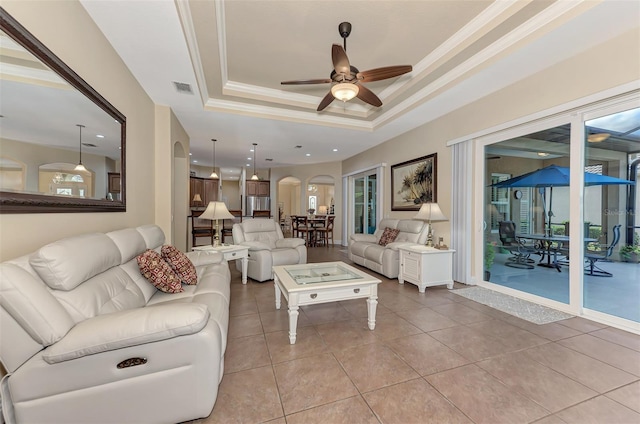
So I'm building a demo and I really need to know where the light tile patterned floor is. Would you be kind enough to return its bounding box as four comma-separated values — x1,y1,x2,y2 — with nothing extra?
189,246,640,424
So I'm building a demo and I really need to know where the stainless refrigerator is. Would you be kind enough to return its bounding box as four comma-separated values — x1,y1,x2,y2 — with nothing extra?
246,196,271,217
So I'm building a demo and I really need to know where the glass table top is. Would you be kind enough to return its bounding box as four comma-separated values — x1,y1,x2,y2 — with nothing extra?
286,264,364,285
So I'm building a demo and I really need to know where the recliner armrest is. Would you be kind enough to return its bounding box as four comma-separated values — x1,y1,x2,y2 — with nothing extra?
275,238,305,249
385,241,415,251
350,234,377,243
42,303,210,364
240,241,272,251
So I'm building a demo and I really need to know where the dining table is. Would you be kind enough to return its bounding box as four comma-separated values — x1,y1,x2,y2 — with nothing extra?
517,233,597,272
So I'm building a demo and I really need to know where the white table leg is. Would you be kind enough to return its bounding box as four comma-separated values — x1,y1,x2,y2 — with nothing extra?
274,281,281,310
241,256,248,284
366,295,378,330
288,305,299,344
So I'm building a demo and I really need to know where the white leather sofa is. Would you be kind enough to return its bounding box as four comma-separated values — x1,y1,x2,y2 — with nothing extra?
232,219,306,282
0,225,230,424
349,219,429,278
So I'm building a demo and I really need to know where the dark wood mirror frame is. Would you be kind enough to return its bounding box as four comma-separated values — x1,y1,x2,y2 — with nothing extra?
0,7,126,213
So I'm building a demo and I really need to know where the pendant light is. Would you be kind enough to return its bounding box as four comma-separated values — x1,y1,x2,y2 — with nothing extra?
250,143,259,181
209,138,219,179
74,124,87,172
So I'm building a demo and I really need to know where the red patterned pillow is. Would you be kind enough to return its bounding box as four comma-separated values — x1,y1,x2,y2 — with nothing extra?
161,245,198,285
378,227,400,246
136,249,183,293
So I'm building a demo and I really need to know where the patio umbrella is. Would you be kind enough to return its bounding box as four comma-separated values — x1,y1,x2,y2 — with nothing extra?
490,164,634,235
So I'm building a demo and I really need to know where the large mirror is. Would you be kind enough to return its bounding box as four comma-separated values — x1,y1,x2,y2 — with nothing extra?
0,8,126,213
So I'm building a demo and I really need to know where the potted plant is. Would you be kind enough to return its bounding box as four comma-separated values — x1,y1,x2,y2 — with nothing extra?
484,242,495,280
620,232,640,263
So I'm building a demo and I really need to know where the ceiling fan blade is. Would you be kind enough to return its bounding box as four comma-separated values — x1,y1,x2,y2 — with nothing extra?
356,84,382,107
281,79,332,85
317,91,335,111
332,44,350,76
357,65,412,82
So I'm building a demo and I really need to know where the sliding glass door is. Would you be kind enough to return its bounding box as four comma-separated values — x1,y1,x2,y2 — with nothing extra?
583,107,640,322
478,98,640,328
353,172,377,235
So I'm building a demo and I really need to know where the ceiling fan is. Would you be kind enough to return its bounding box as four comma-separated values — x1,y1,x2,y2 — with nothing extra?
281,22,412,112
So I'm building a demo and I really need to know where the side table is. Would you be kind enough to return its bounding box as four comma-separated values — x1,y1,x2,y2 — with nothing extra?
192,244,249,284
398,245,455,293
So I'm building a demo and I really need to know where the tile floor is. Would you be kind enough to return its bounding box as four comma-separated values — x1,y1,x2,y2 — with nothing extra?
190,246,640,424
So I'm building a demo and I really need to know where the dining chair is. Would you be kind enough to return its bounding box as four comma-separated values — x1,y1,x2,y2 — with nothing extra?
295,216,314,246
221,210,242,244
190,210,214,247
316,215,335,247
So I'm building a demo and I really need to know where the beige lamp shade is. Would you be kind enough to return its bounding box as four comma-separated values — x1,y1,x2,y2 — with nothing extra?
192,194,202,203
414,203,447,222
200,201,235,221
317,205,328,215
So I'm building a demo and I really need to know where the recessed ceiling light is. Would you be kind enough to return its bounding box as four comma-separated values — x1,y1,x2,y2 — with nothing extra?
332,148,338,152
305,153,311,157
247,157,252,160
189,153,192,156
96,134,104,138
537,152,549,157
246,163,250,167
250,148,254,152
193,160,198,163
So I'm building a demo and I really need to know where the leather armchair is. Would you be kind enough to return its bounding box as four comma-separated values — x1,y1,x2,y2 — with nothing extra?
232,219,307,282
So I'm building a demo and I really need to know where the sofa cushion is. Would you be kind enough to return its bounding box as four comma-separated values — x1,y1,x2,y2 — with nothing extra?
363,244,387,263
30,233,121,291
107,228,147,264
161,245,197,285
136,250,183,293
136,224,166,250
378,227,400,246
0,263,75,346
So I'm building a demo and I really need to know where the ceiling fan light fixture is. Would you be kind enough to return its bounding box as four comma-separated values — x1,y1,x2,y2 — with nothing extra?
587,133,611,143
331,82,359,102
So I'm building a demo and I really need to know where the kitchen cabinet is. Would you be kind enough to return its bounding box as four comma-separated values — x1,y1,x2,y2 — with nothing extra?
190,177,218,207
246,180,270,197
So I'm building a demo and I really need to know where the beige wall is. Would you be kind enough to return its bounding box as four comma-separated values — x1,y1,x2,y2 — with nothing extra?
343,26,639,267
221,180,242,210
271,162,343,243
0,1,156,261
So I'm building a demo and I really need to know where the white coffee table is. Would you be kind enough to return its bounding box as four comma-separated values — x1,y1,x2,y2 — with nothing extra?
192,244,249,284
272,261,381,344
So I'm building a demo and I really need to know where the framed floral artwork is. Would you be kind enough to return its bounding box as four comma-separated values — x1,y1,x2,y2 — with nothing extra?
391,153,437,211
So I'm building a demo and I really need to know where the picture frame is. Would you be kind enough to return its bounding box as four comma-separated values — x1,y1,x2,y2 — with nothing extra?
391,153,437,211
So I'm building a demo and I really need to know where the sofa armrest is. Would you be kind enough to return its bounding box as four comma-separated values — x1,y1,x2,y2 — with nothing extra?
385,241,416,251
239,241,272,251
42,303,209,364
275,238,305,249
185,250,223,267
350,234,377,243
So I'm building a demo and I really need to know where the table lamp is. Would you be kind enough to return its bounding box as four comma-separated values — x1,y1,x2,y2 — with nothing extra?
317,205,328,215
192,193,202,207
200,201,234,247
414,202,447,248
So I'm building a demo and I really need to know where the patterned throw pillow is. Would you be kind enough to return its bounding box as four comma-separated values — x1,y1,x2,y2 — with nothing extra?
378,227,400,246
136,249,183,293
161,245,198,285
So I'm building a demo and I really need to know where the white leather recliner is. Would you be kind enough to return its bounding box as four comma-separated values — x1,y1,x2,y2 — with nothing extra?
232,219,307,282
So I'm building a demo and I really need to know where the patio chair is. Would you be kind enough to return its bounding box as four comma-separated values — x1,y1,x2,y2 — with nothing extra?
499,221,536,269
585,224,621,277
